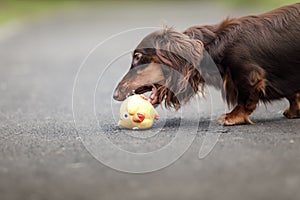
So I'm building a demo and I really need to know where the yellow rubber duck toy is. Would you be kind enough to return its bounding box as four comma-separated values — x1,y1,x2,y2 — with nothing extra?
118,94,159,129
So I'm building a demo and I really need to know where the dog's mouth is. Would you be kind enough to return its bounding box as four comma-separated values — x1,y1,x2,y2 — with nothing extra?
134,84,159,105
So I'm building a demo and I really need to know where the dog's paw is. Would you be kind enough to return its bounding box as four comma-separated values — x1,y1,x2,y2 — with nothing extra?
217,113,254,126
283,108,300,119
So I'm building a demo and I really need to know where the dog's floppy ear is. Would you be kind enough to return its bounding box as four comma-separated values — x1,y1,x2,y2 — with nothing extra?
154,28,204,71
153,28,205,109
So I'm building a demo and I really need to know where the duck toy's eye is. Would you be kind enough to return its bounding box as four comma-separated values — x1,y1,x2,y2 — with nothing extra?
123,112,129,119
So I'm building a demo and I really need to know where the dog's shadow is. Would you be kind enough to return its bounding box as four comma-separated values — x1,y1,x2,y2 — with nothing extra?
101,116,298,135
156,117,210,126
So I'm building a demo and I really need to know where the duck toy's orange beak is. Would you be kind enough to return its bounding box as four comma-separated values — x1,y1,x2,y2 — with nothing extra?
132,113,145,122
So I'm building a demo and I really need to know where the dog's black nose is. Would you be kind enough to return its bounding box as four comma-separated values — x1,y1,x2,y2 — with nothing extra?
113,89,120,100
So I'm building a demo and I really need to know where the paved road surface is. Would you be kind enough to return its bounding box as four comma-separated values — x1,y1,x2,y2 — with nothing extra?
0,2,300,200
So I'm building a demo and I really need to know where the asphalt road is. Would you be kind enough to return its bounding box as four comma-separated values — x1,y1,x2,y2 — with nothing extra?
0,2,300,200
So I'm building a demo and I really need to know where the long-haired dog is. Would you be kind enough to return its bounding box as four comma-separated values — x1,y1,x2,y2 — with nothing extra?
113,3,300,125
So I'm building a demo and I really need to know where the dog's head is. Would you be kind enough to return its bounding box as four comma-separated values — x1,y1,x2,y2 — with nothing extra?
113,28,205,110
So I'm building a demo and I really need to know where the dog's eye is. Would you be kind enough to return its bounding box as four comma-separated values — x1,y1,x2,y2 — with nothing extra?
133,53,142,62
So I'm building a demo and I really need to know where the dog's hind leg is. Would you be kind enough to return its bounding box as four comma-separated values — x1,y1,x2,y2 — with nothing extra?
283,92,300,119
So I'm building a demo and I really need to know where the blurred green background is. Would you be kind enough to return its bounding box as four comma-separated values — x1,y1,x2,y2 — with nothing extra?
0,0,77,24
0,0,299,25
225,0,298,7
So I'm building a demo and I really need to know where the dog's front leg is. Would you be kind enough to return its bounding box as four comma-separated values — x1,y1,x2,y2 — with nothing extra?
217,92,259,125
283,92,300,119
217,102,256,126
217,68,265,126
217,74,265,126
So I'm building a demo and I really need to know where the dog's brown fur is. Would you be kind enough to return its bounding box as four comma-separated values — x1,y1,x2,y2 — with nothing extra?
114,3,300,125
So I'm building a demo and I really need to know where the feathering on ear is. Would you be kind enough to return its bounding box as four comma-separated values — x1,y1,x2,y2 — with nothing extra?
153,28,205,109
